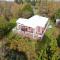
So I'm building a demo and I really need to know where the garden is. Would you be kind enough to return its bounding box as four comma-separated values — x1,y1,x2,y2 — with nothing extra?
0,1,60,60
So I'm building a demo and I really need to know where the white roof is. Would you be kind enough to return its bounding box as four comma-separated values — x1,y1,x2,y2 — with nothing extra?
16,18,28,24
16,15,48,28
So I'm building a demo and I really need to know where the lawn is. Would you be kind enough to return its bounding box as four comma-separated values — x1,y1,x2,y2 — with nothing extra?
1,17,60,60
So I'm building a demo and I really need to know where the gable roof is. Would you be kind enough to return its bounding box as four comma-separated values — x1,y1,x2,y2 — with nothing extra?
16,15,48,28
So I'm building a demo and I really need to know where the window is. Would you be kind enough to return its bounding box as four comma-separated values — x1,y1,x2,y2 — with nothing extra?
21,26,27,31
36,26,43,35
38,27,40,32
28,27,33,33
36,26,40,33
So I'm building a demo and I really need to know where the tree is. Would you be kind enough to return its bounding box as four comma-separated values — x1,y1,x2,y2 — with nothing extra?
18,3,34,18
30,0,36,6
55,9,60,19
51,9,60,22
15,0,23,4
56,35,60,47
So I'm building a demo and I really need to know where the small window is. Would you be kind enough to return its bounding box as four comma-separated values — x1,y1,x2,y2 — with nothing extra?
36,26,40,33
21,26,27,31
36,26,43,34
27,27,33,33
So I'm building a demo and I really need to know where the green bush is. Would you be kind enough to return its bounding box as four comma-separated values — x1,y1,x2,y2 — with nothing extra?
18,3,34,18
51,9,60,23
57,35,60,47
55,9,60,19
0,16,16,38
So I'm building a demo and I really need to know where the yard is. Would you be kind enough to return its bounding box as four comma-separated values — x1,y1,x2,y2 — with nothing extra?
0,13,60,60
3,19,59,60
0,1,60,60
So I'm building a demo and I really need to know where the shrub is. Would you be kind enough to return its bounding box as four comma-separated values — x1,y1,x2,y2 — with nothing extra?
55,9,60,19
51,9,60,23
57,35,60,47
18,3,34,18
0,16,16,38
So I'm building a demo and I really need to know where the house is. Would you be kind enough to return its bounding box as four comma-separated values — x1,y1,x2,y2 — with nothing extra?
16,15,49,39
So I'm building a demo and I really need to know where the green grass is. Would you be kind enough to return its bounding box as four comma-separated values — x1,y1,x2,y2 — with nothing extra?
10,18,17,23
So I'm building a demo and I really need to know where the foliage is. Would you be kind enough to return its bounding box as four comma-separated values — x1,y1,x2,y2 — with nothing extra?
0,16,8,38
30,0,36,6
15,0,36,6
0,2,12,21
0,2,34,19
50,9,60,23
0,1,60,60
5,26,59,60
55,9,60,19
18,3,34,18
6,32,36,60
56,35,60,48
0,17,16,38
5,49,28,60
36,27,58,60
15,0,23,4
9,3,34,18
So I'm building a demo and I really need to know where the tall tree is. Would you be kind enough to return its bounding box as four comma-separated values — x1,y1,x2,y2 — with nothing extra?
15,0,23,4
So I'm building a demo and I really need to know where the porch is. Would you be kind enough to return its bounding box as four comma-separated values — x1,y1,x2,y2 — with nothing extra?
12,27,45,40
16,30,43,39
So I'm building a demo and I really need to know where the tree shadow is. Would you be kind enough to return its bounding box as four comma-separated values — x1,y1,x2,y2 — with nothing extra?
0,23,16,39
56,34,60,48
4,49,28,60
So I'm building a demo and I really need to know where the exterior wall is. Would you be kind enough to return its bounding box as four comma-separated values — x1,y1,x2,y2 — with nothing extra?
35,26,44,39
35,21,49,39
16,24,34,39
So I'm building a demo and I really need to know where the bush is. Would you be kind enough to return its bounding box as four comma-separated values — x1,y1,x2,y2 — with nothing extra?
0,16,16,38
51,9,60,23
57,35,60,47
55,9,60,19
18,3,34,18
50,13,56,23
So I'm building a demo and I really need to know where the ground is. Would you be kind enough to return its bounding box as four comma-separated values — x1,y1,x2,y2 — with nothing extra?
0,18,60,60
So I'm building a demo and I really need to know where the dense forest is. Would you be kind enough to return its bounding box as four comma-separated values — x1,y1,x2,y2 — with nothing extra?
0,0,60,60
